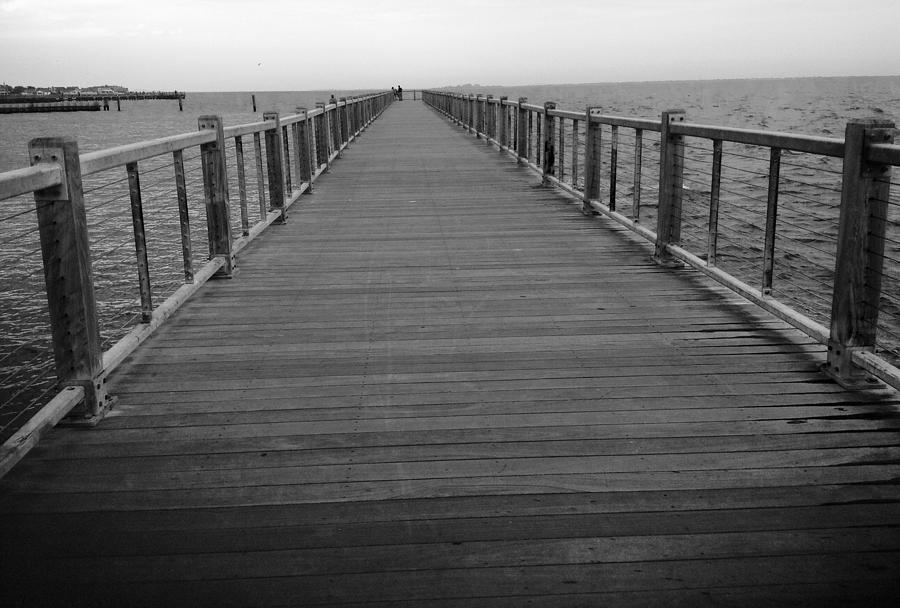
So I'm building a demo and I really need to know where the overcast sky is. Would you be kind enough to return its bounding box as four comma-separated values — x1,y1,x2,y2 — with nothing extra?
1,0,898,91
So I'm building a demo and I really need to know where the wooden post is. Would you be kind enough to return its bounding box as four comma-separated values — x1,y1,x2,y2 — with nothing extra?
516,98,528,164
582,107,601,215
198,115,235,275
485,95,494,144
329,103,342,158
762,147,781,294
632,128,642,222
654,110,686,265
557,116,565,181
235,135,250,236
172,149,193,282
474,95,482,139
340,98,350,147
707,139,723,265
263,111,286,223
29,137,110,419
499,97,508,149
823,118,895,388
252,94,257,112
572,119,579,188
253,132,267,218
315,103,329,171
281,123,293,194
542,102,557,185
296,108,314,191
527,111,534,160
609,126,619,211
126,161,153,322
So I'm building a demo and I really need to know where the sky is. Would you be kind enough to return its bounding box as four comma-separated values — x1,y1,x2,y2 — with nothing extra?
1,0,899,91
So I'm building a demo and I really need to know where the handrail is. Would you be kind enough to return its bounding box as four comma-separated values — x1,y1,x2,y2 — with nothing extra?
423,89,900,393
0,164,62,200
80,131,216,175
673,122,846,157
0,90,395,473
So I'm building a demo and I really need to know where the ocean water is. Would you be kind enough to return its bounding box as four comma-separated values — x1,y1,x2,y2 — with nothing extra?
1,76,899,443
440,76,900,136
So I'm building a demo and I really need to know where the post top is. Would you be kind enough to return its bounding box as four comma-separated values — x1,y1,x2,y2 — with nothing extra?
198,115,224,131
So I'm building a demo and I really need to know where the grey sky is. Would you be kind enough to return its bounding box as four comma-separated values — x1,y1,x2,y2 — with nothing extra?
1,0,898,90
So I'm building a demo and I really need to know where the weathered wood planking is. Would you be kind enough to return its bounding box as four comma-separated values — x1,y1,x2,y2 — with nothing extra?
2,101,900,607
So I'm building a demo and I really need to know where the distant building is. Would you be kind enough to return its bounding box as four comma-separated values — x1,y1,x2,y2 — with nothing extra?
83,85,129,95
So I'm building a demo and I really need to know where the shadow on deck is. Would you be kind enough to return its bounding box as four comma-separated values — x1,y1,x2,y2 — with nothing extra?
2,100,900,607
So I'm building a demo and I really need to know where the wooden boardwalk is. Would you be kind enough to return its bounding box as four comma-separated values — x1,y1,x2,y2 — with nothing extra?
3,100,900,606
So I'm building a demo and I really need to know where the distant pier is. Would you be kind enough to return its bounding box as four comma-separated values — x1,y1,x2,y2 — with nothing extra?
0,101,101,114
0,91,186,113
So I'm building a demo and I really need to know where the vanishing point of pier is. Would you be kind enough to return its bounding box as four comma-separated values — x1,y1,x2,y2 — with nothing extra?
2,96,900,606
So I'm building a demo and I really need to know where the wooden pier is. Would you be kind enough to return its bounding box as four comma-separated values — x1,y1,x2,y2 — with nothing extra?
2,100,900,606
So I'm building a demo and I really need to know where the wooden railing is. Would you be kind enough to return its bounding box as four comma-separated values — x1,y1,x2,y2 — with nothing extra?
0,91,394,473
423,90,900,392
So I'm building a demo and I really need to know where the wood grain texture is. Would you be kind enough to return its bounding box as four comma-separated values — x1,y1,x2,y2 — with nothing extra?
3,101,900,607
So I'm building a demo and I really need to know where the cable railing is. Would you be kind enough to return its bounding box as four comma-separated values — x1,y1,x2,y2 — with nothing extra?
0,91,394,472
423,89,900,393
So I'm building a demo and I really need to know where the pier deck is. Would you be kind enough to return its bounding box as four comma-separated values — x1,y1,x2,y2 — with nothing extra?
2,100,900,606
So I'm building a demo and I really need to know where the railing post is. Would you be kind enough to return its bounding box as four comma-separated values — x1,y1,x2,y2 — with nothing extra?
499,97,508,149
126,161,153,321
234,136,250,236
173,149,194,282
330,102,342,158
253,132,267,218
281,121,293,194
823,118,895,388
29,137,110,420
296,107,314,192
542,102,557,185
609,126,619,211
339,98,350,146
315,103,330,172
516,97,528,164
198,115,235,276
582,107,601,215
485,95,494,144
654,109,686,265
632,128,643,222
262,111,286,223
762,147,782,294
474,95,482,139
558,116,565,182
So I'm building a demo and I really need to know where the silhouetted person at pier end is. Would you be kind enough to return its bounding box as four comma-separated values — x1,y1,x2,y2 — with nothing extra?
397,85,403,101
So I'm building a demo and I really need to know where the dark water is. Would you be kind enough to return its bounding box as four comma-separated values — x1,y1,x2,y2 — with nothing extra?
1,77,899,442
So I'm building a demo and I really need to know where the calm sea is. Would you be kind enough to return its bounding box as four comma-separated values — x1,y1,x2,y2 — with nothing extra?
1,76,899,443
